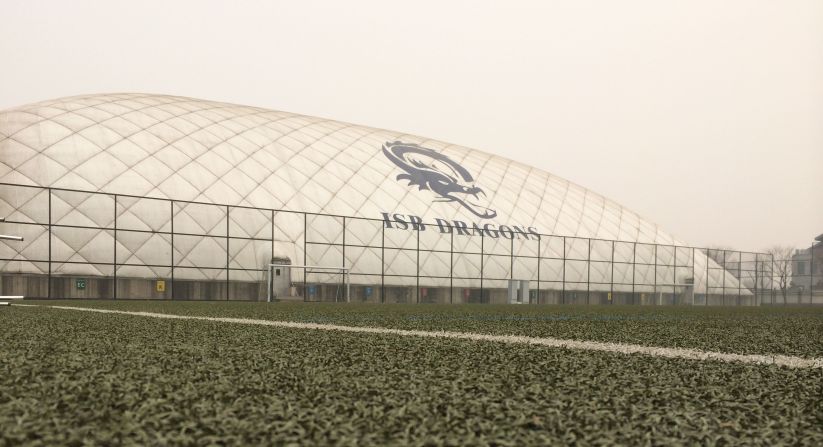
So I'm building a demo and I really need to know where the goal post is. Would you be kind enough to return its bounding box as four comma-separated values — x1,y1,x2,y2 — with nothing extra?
266,264,350,303
652,283,696,305
0,296,24,306
0,217,24,305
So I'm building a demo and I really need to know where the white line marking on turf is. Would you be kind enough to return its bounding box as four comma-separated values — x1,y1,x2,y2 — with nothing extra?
15,304,823,369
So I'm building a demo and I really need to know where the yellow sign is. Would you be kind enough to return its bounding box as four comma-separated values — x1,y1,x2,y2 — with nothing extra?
607,292,612,300
156,280,166,292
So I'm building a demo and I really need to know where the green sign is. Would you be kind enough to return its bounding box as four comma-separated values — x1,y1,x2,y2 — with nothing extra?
76,279,86,290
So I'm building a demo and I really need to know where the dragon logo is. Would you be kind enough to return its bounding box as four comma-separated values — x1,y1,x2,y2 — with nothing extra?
382,141,497,219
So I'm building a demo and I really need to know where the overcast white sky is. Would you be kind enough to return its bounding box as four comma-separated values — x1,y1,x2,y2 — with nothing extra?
1,0,821,251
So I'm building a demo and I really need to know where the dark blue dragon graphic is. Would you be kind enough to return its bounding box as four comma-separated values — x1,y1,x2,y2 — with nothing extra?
382,141,497,219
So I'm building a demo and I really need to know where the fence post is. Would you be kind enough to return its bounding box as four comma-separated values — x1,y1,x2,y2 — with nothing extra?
610,241,614,305
342,217,346,304
586,238,591,305
47,187,52,299
704,248,708,306
416,224,420,304
632,242,639,304
673,246,677,305
226,205,230,301
722,250,727,305
810,242,815,305
381,221,385,304
449,224,454,304
754,253,762,307
303,213,307,302
561,236,566,304
536,233,541,305
737,251,743,306
691,247,695,306
270,209,275,302
510,235,515,285
768,254,773,305
113,194,117,299
170,200,174,300
480,230,485,303
654,244,658,306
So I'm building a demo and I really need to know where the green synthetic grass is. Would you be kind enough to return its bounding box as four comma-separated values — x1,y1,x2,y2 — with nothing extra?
24,300,823,358
1,302,822,445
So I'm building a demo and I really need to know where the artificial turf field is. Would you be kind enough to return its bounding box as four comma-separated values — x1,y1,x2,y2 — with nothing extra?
2,301,822,445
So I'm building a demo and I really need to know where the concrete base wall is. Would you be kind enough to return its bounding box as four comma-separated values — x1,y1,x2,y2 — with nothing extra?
1,273,790,306
0,274,267,301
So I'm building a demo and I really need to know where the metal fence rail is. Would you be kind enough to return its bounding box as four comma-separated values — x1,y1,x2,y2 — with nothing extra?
0,182,812,305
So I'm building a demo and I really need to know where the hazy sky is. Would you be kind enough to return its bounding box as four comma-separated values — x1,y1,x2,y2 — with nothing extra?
2,0,821,251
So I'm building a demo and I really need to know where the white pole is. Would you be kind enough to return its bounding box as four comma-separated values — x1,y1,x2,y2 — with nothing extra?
0,235,23,241
692,247,696,306
0,296,25,305
266,263,271,303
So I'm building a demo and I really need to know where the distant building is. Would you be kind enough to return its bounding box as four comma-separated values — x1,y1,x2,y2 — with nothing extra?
791,234,823,290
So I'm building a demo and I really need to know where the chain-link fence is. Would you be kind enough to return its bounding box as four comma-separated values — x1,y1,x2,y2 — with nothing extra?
1,182,809,305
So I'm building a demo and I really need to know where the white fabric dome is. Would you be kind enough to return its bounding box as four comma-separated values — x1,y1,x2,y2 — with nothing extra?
0,93,744,295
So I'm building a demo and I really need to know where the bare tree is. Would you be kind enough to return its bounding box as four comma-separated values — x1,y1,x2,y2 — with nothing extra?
764,245,794,304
